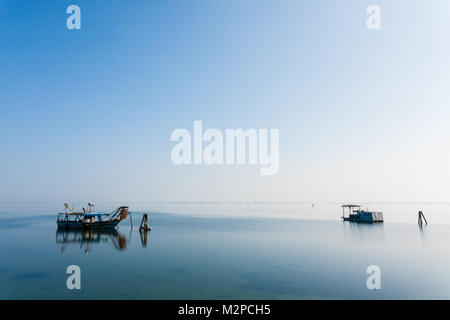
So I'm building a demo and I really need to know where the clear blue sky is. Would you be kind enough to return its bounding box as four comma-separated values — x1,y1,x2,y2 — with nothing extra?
1,1,450,203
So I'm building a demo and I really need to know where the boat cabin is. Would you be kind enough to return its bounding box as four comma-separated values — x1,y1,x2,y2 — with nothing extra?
341,204,383,223
82,213,103,223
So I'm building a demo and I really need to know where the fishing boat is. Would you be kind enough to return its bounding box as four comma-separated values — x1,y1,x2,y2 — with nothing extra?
57,203,131,229
341,204,383,223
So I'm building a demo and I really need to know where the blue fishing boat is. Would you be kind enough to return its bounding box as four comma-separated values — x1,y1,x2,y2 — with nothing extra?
57,203,130,229
341,204,383,223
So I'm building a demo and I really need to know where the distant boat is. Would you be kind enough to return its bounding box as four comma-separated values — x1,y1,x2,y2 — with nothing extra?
57,203,130,229
341,204,383,223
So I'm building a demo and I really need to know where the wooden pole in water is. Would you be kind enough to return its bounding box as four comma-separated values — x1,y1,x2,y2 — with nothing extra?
140,214,151,231
418,211,427,227
422,211,428,225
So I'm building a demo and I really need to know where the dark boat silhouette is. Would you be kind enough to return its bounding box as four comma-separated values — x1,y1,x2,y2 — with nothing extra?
341,204,384,223
57,203,130,229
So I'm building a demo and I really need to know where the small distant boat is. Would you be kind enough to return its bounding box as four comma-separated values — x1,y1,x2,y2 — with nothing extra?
341,204,383,223
57,203,130,229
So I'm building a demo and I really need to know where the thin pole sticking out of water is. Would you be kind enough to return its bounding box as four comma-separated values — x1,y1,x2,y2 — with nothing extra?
129,212,133,229
418,211,428,227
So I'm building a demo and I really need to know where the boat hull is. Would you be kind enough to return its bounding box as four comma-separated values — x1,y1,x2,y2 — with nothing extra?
342,217,383,223
342,215,384,223
57,220,121,229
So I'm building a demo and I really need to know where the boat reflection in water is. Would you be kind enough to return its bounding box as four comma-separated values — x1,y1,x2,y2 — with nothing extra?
139,229,150,248
56,229,129,254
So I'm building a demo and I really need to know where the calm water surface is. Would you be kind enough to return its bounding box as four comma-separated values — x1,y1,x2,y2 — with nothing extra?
0,204,449,299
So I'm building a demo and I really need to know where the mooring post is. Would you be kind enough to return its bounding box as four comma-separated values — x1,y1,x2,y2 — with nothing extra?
418,211,428,227
140,214,151,231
